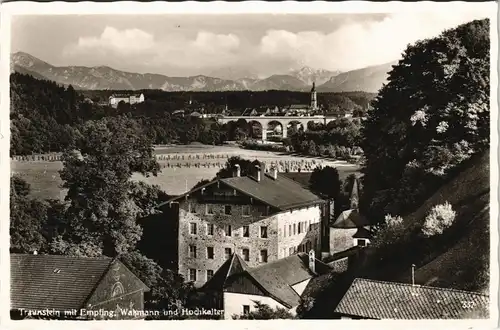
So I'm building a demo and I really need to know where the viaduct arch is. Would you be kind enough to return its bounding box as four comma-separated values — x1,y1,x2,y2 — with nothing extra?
217,116,336,141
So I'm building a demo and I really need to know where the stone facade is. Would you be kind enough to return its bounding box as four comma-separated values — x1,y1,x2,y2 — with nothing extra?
329,227,357,255
174,188,323,287
276,206,322,258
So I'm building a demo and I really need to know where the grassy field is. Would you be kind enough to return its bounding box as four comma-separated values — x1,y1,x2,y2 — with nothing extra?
11,145,361,200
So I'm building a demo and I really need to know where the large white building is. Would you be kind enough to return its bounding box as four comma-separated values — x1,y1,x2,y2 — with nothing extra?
108,93,145,108
149,163,331,288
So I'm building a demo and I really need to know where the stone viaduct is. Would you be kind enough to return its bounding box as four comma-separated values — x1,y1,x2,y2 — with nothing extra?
216,116,337,140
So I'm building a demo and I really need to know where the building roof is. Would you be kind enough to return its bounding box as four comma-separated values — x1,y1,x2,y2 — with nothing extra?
288,104,310,110
333,209,371,228
221,173,324,210
11,254,113,311
334,278,489,319
203,252,331,309
246,253,331,308
10,254,149,312
202,253,249,291
353,227,372,239
158,172,324,211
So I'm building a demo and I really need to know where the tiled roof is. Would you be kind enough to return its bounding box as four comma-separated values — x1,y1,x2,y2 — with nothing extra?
204,252,332,308
221,173,324,210
10,254,113,311
247,253,331,308
158,173,324,211
333,209,371,228
352,227,372,239
288,104,310,109
334,278,489,319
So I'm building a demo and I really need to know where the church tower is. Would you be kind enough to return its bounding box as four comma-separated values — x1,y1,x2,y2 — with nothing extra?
310,82,318,110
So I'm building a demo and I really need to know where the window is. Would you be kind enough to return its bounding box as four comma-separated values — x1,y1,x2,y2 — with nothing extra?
189,245,197,258
189,223,197,235
207,247,214,259
225,248,232,260
206,204,214,215
283,225,287,237
242,205,250,216
260,226,268,238
188,203,193,213
298,222,302,234
357,239,367,247
242,248,250,261
192,204,198,214
242,226,250,237
260,250,268,263
189,269,197,282
306,241,312,252
293,224,296,235
224,225,232,236
207,223,215,236
243,305,250,315
260,206,269,216
289,225,292,236
206,269,214,281
224,205,232,215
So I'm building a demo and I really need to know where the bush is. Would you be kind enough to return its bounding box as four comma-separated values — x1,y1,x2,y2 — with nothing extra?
232,301,295,320
371,214,406,249
421,202,456,237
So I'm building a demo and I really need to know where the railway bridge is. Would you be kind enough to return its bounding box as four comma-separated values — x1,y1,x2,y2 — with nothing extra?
216,115,337,140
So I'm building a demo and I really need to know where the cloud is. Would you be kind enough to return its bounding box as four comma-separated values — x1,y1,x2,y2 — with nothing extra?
63,26,241,72
58,11,488,76
192,31,240,53
74,27,156,55
258,11,489,71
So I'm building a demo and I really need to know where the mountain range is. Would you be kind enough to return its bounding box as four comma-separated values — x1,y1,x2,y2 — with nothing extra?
11,51,396,93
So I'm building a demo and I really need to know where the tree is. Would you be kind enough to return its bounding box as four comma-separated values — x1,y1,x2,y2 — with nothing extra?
421,201,456,237
119,251,195,319
233,301,295,320
216,156,260,179
10,175,50,253
361,19,490,220
309,166,341,199
52,115,160,257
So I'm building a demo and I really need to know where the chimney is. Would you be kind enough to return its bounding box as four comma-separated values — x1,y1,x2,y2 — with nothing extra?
233,164,241,177
270,166,278,180
411,264,416,286
308,250,316,274
255,165,261,182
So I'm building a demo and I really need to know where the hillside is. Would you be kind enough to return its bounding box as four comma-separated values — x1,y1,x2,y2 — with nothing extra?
306,152,491,319
398,152,490,293
12,51,391,93
318,61,398,93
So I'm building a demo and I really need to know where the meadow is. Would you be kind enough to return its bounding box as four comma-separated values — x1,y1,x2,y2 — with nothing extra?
11,144,361,200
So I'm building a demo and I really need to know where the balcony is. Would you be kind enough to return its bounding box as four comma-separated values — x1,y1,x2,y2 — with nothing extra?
199,194,249,204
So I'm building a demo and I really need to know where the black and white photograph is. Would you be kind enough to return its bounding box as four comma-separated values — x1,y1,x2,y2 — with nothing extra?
1,1,498,326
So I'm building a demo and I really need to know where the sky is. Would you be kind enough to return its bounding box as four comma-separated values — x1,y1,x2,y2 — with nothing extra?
11,11,489,78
